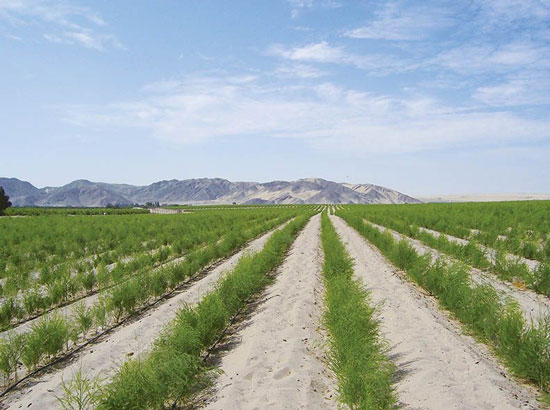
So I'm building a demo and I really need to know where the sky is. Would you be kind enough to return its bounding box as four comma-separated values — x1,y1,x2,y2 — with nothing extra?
0,0,549,196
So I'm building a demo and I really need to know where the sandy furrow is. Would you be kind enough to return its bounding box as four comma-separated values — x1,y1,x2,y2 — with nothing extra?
202,213,338,410
1,245,190,339
1,221,273,339
331,215,538,410
2,221,290,409
418,226,541,271
0,243,189,339
368,221,550,322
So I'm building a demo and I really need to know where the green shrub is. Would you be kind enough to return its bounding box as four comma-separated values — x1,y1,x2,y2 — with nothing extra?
0,331,25,383
22,313,69,369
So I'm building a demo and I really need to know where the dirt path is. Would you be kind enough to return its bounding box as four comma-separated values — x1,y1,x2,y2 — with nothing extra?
418,226,541,271
367,221,550,323
331,215,538,410
201,213,338,410
2,222,290,410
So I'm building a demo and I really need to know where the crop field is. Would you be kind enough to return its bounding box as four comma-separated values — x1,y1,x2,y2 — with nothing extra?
0,202,549,409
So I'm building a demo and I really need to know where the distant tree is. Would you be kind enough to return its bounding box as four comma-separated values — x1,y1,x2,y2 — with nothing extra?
0,186,12,215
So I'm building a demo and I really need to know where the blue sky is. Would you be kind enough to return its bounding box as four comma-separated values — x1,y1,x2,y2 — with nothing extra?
1,0,549,195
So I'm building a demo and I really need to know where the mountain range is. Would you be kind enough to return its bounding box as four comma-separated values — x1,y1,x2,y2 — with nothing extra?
0,177,421,207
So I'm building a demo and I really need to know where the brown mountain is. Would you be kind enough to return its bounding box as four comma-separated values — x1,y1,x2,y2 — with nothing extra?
0,177,421,206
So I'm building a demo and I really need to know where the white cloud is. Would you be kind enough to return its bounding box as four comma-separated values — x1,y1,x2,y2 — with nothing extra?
268,41,345,63
474,73,550,106
344,2,453,41
267,41,412,74
433,42,549,74
4,33,22,41
0,0,122,51
480,0,550,24
287,0,341,18
58,74,550,156
274,64,326,78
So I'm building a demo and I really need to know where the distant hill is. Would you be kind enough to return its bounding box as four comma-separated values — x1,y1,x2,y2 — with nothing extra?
0,177,421,207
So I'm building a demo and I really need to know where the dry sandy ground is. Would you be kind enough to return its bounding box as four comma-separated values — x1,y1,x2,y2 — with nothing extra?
331,215,538,410
367,221,550,323
2,222,290,409
202,213,338,410
419,193,550,203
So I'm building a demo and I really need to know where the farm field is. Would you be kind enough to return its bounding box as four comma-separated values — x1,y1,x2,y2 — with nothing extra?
0,202,549,409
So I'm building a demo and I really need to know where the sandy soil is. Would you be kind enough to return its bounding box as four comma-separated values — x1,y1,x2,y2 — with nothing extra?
202,214,338,410
368,221,550,323
418,226,541,271
1,243,192,340
331,215,538,409
419,193,550,203
2,221,290,409
0,241,186,339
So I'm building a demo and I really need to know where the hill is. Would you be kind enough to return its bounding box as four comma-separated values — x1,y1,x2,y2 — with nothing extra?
0,177,421,206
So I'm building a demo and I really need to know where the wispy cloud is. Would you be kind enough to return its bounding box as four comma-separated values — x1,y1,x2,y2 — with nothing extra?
0,0,122,51
267,41,412,74
4,33,22,41
474,72,550,106
433,41,549,74
274,63,326,78
479,0,550,27
344,2,454,41
58,73,550,155
287,0,341,18
268,41,345,63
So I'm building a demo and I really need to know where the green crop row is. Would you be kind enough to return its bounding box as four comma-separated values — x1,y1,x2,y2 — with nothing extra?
354,210,550,297
341,201,550,263
0,211,298,387
337,209,550,394
4,207,150,216
0,212,287,331
95,213,312,409
320,212,396,409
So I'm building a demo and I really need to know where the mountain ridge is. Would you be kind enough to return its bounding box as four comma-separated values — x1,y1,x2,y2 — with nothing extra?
0,177,421,206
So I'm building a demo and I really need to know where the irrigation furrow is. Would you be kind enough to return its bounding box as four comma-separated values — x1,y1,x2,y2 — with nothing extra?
331,215,538,409
1,221,291,409
1,215,286,337
202,213,338,410
0,246,187,338
367,220,550,322
418,226,541,271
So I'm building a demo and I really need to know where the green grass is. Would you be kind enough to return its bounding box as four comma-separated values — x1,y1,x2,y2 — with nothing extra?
96,213,312,409
320,212,396,409
338,210,550,394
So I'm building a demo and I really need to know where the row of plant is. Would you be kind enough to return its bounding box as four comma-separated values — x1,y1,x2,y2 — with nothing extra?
1,213,191,286
320,212,396,409
0,211,298,387
346,202,550,262
4,207,150,216
163,204,307,210
337,209,550,394
0,207,318,288
0,209,286,296
0,212,287,332
91,213,312,409
353,209,550,297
